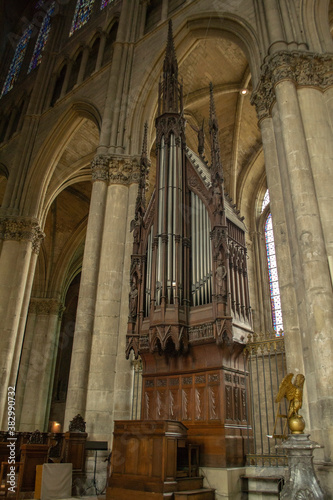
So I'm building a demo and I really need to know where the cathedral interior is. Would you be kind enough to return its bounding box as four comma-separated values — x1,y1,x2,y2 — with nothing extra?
0,0,332,498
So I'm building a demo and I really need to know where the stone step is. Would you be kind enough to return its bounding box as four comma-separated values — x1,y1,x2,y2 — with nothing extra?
174,488,215,500
177,477,204,491
241,475,284,499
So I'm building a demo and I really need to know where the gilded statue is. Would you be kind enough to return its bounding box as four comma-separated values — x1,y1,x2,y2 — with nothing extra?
275,373,305,418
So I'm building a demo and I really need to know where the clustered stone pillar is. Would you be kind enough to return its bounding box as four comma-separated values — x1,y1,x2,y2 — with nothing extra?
252,51,333,469
64,155,140,442
0,217,44,429
64,155,109,429
17,298,64,431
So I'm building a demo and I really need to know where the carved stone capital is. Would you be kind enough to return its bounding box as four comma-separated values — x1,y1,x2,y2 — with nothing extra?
91,154,110,182
0,217,45,254
109,156,140,185
252,51,333,121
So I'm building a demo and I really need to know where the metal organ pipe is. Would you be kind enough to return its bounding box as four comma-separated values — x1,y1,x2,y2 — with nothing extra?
176,141,183,303
199,199,204,305
195,194,200,305
156,136,165,305
145,226,153,317
190,192,212,306
167,134,173,303
191,193,196,306
172,134,177,301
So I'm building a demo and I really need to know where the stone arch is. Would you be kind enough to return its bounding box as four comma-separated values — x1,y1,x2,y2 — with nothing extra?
127,12,261,156
300,0,333,52
21,100,101,223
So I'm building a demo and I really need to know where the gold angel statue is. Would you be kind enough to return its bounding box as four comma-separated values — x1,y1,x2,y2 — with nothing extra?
275,373,305,418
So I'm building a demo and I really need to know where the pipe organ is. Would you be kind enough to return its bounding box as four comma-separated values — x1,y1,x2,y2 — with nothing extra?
125,21,252,469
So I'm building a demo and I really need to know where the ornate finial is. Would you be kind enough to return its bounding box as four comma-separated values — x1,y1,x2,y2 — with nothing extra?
68,414,86,432
141,121,148,160
163,19,178,80
189,119,205,156
209,83,225,222
209,82,217,128
28,430,44,444
209,82,222,176
158,20,183,115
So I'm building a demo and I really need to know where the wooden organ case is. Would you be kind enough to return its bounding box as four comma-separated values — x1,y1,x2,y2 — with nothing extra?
108,22,252,499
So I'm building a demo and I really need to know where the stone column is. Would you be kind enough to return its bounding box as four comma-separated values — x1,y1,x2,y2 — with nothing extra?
19,298,64,431
95,32,106,72
297,87,333,282
111,180,137,422
77,45,90,85
64,155,109,429
0,217,44,429
161,0,168,22
84,156,139,442
252,51,333,468
60,59,73,99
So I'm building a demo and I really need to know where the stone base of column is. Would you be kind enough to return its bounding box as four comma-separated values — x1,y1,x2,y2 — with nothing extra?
278,434,325,499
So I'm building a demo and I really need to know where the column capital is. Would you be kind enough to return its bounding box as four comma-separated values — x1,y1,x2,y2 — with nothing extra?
109,156,140,185
29,297,65,316
0,217,45,254
91,154,110,182
251,51,333,121
91,154,141,185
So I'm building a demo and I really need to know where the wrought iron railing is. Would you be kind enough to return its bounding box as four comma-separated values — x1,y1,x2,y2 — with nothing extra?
244,332,288,467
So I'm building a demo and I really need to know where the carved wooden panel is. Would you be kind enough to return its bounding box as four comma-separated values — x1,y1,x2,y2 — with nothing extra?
144,391,152,420
168,389,179,419
142,367,248,426
241,388,247,422
208,385,220,420
181,388,192,420
233,386,240,421
156,389,167,419
225,385,232,420
194,387,205,420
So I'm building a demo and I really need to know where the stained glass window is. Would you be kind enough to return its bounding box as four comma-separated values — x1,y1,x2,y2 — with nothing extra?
265,213,284,334
28,3,55,73
1,25,33,98
100,0,114,9
69,0,95,36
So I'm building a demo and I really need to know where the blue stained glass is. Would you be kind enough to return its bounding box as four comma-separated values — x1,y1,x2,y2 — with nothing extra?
1,25,33,98
69,0,95,36
265,213,284,334
100,0,115,8
28,3,55,73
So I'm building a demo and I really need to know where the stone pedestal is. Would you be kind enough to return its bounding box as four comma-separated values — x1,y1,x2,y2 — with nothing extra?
278,434,325,499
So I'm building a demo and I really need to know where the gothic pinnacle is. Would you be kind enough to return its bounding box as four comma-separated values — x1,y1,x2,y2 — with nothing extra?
141,121,148,161
163,19,178,79
209,82,223,180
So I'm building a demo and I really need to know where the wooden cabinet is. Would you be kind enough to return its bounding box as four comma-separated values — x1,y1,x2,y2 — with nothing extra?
20,444,49,491
107,420,188,500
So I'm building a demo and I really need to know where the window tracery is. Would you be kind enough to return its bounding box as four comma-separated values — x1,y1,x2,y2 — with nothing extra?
69,0,95,36
1,26,33,97
28,2,55,73
264,211,284,334
100,0,115,9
